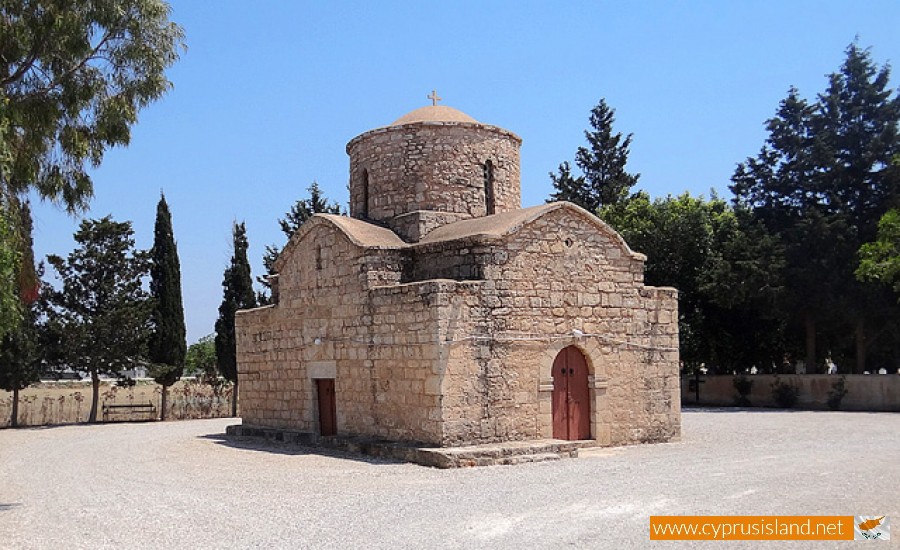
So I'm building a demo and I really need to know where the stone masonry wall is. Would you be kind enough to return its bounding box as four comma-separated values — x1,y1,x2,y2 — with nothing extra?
366,281,478,444
237,221,375,434
238,219,454,445
431,207,680,446
347,123,521,229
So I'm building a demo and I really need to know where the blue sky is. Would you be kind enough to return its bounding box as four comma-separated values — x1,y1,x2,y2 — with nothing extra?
29,1,900,343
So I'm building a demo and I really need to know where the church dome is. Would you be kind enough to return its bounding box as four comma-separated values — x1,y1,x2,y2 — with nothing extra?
390,105,479,126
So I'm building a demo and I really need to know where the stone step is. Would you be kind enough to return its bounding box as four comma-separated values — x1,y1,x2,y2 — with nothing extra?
225,424,599,468
497,452,562,466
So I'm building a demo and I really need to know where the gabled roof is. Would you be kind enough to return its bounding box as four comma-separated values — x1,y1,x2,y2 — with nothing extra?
416,202,644,260
272,214,405,273
273,202,643,273
316,214,407,248
417,203,554,244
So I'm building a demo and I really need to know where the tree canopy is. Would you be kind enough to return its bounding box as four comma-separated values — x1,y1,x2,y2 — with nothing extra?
43,216,152,422
857,208,900,297
0,198,20,339
0,302,41,427
0,0,184,212
259,181,342,298
601,192,785,371
215,221,256,416
549,99,639,211
552,43,900,374
731,42,900,372
185,333,216,377
148,192,186,418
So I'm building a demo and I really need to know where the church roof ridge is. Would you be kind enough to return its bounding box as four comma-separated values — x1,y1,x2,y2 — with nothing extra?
315,214,407,248
415,202,645,259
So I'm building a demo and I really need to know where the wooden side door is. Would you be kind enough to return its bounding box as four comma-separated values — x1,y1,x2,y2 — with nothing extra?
316,378,336,436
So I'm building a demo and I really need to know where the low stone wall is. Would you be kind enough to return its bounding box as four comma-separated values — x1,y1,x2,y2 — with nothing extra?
681,374,900,411
0,378,234,428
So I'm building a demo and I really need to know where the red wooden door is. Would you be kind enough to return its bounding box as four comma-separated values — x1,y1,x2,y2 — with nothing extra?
551,346,591,440
316,379,336,436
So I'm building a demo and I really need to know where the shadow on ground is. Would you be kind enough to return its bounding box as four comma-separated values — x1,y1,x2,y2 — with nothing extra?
683,406,890,415
199,433,404,466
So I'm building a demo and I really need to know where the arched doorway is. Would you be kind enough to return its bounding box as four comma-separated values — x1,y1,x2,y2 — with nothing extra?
552,346,591,440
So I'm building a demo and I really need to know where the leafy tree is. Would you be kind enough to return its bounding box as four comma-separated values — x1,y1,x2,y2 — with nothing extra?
0,300,41,427
259,181,342,300
0,198,20,339
0,197,41,427
731,43,900,372
549,99,639,211
186,333,226,395
602,193,786,372
185,333,216,376
0,100,19,338
215,221,256,417
148,193,185,420
43,217,152,423
0,0,184,212
699,207,789,371
857,208,900,296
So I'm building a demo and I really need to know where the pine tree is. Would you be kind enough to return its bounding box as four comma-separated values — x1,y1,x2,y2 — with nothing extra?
148,193,186,420
276,181,343,238
43,217,151,423
215,221,256,417
549,99,639,211
259,181,343,300
732,43,900,372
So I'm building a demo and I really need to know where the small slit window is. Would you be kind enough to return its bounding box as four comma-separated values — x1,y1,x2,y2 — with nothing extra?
483,160,495,215
361,169,369,218
315,245,323,270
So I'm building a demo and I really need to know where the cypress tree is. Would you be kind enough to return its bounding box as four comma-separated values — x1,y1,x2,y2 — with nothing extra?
0,304,40,427
148,193,186,420
215,221,256,417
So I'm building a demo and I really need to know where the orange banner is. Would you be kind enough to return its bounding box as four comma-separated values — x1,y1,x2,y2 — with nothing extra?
650,516,854,541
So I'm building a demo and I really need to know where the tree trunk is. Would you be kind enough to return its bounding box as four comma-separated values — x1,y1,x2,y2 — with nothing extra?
160,385,168,421
89,370,100,423
804,315,817,374
231,378,238,417
855,320,866,374
11,387,19,428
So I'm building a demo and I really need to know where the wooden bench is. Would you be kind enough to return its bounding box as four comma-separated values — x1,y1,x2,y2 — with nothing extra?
102,402,158,422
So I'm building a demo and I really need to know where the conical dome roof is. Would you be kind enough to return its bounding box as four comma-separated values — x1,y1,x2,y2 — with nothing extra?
390,105,478,126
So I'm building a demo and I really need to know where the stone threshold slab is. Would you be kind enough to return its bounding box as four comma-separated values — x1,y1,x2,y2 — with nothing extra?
224,424,602,468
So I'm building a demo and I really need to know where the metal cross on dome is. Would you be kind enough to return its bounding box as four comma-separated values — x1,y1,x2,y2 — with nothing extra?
428,89,442,106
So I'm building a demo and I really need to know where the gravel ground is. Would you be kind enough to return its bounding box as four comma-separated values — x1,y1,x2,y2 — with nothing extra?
0,409,897,549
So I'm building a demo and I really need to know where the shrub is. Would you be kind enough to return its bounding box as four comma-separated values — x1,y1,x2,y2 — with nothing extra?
733,375,753,407
771,376,799,408
826,376,849,410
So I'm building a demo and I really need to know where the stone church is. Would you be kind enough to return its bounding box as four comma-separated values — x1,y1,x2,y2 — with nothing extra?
235,100,681,448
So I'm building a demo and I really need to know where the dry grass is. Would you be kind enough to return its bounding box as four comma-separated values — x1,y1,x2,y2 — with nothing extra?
0,378,234,427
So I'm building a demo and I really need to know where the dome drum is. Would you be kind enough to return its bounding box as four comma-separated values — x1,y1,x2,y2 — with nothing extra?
347,113,521,242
